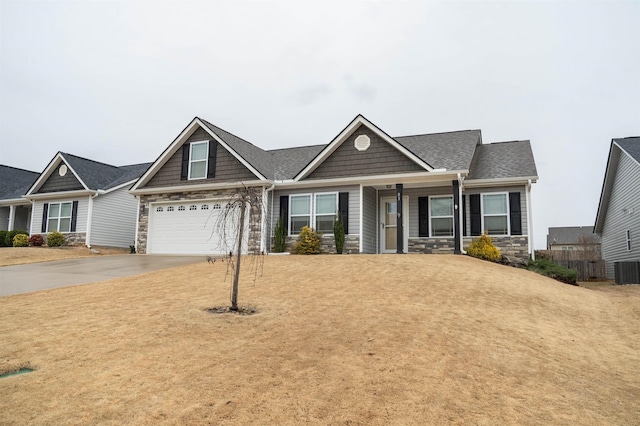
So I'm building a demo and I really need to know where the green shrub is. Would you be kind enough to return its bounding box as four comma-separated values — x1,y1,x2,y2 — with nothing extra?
13,233,29,247
466,232,501,262
294,226,321,254
29,234,45,246
528,258,578,285
0,231,7,247
5,230,28,247
273,216,287,253
333,212,345,254
47,231,65,247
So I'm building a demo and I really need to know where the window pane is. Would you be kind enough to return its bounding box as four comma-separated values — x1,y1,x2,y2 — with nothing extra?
191,142,208,161
431,197,453,217
315,194,336,214
190,160,206,179
316,215,335,233
59,218,71,233
48,218,58,232
291,195,310,215
291,216,310,234
60,203,72,217
432,217,454,236
49,203,60,217
483,194,507,214
485,216,508,235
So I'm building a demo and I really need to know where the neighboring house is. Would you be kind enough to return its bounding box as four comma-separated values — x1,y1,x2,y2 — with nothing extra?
594,137,640,278
131,115,538,258
547,226,601,251
0,165,39,232
24,152,151,248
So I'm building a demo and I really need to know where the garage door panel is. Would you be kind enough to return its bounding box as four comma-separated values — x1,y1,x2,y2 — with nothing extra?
148,201,249,255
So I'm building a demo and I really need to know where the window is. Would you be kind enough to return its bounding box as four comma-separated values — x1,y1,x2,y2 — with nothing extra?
167,206,174,212
430,196,454,237
561,246,574,251
189,141,208,180
156,207,163,212
213,203,221,210
315,193,337,233
626,230,632,251
482,193,509,235
290,195,311,234
201,204,209,210
189,205,197,211
47,202,72,233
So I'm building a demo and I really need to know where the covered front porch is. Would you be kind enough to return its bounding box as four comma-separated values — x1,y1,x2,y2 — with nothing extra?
0,203,32,232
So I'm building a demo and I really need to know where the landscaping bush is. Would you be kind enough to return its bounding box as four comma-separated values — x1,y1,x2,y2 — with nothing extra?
13,234,29,247
293,226,321,254
466,232,501,262
528,258,578,285
0,231,7,247
29,234,45,247
273,216,287,253
47,231,65,247
333,212,345,254
5,230,28,247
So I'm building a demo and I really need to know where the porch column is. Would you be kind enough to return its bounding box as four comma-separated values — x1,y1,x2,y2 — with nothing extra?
8,205,15,231
452,180,461,254
396,184,403,254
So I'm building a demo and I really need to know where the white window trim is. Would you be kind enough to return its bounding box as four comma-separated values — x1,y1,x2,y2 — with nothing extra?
626,230,632,251
429,195,454,238
288,192,338,236
188,141,209,180
480,192,510,237
47,201,73,233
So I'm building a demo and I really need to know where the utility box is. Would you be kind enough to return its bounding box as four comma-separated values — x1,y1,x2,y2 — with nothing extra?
614,261,640,284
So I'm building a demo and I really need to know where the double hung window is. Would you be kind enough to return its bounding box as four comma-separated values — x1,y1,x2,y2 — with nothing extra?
482,193,509,235
289,193,338,235
430,196,454,237
290,195,311,234
189,141,208,180
47,202,72,233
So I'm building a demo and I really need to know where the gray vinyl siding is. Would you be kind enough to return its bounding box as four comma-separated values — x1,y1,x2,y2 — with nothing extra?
307,124,424,180
0,207,8,231
90,186,139,247
37,166,84,193
271,185,360,236
30,197,90,235
143,127,258,188
600,153,640,278
362,186,377,253
463,185,529,237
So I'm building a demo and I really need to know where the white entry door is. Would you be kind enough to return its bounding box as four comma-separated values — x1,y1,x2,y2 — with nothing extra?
380,196,409,253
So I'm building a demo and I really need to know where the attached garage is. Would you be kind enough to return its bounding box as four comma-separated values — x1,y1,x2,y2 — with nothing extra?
147,200,248,255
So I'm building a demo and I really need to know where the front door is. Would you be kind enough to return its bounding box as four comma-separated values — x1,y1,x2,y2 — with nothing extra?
380,196,409,253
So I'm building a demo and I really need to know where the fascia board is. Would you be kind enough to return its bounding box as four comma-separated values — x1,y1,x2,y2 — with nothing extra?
24,189,97,200
129,180,268,195
0,197,32,206
293,115,434,181
594,142,620,233
463,176,538,188
26,153,90,195
195,118,267,181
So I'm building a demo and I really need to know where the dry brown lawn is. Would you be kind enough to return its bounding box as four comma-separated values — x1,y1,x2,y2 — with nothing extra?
0,246,129,267
1,254,639,425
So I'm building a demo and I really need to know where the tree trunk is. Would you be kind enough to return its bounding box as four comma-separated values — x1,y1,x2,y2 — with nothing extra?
230,198,246,311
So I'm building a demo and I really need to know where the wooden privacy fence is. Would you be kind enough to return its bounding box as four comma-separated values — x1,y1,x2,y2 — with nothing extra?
537,250,607,281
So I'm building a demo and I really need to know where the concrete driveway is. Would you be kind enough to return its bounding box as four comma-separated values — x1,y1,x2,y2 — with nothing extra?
0,255,203,296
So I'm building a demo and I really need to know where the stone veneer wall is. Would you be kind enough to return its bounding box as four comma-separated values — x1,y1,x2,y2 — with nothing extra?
408,238,456,254
136,188,263,254
409,236,529,259
283,234,360,254
55,232,86,246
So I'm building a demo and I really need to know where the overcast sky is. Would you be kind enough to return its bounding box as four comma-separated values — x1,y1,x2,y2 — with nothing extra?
1,0,638,249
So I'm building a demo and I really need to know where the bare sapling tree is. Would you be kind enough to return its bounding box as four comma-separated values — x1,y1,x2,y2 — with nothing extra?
209,184,265,311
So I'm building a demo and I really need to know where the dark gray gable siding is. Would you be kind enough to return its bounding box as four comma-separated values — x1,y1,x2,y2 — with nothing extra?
307,124,424,180
37,164,85,193
143,127,256,188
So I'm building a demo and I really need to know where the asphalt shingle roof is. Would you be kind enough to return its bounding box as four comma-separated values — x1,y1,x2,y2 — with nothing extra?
395,130,481,171
268,145,326,181
467,140,538,180
547,226,601,246
0,165,39,201
59,153,151,191
615,137,640,163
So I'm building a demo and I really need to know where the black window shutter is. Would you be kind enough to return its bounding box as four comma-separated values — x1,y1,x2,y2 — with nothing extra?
41,203,49,233
180,145,189,181
338,192,349,235
279,195,289,233
462,195,467,237
418,197,429,237
207,140,217,179
470,194,481,236
70,201,79,232
509,192,522,235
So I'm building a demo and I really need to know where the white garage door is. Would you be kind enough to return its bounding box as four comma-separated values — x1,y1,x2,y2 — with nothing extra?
147,200,249,255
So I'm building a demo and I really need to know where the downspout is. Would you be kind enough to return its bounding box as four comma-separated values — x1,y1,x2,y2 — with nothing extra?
134,196,141,253
359,184,363,253
263,182,276,253
458,173,466,254
85,192,99,248
526,179,534,260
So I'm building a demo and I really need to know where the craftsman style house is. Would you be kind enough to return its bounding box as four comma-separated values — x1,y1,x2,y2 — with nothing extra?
594,137,640,279
131,115,538,259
